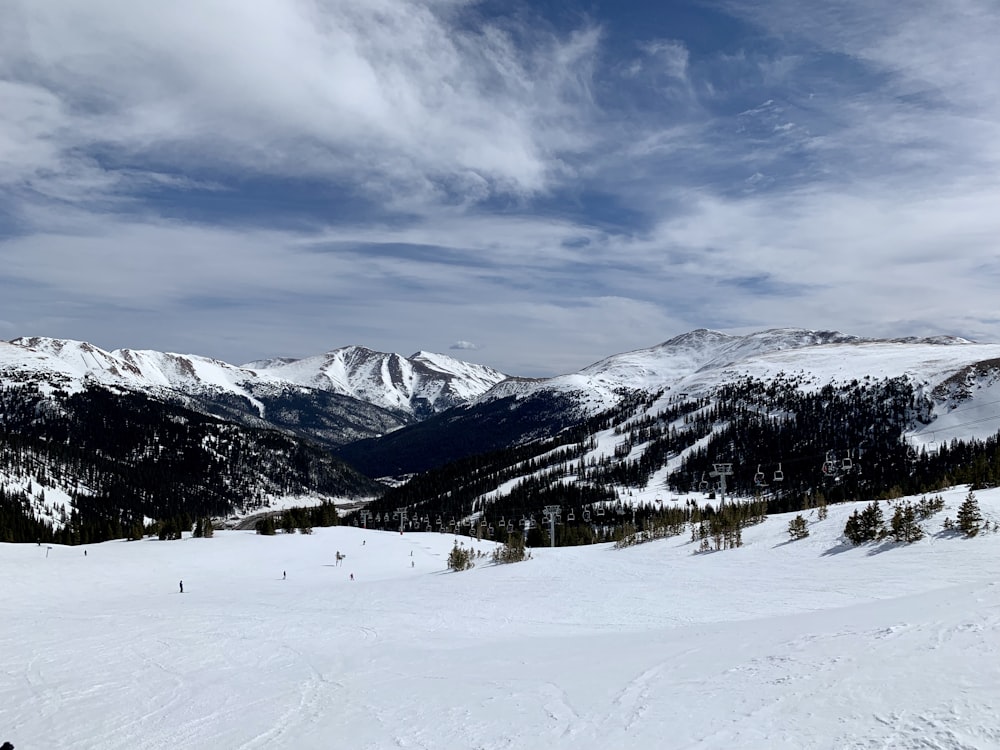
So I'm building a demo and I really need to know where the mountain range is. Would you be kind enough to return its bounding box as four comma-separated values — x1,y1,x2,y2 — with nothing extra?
4,328,1000,541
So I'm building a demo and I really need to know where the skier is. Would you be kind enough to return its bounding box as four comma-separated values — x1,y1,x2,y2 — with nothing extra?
2,740,14,750
179,580,184,594
350,573,354,581
283,571,286,580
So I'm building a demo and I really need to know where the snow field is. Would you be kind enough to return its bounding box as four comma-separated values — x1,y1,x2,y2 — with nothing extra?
5,487,1000,748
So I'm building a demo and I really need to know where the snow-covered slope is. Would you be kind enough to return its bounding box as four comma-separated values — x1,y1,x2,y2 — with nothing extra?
483,327,1000,421
5,485,1000,749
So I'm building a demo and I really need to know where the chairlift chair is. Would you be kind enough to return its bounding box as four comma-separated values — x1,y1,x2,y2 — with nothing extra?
841,452,853,472
567,510,576,522
822,451,838,476
753,464,767,487
488,525,495,536
596,506,606,517
582,509,592,522
773,463,784,482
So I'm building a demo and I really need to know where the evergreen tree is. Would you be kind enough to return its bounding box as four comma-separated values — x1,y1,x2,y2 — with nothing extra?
787,514,809,540
957,489,983,537
887,502,923,543
844,502,885,545
447,541,473,571
492,532,527,564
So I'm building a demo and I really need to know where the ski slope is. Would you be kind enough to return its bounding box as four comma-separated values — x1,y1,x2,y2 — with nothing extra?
5,487,1000,749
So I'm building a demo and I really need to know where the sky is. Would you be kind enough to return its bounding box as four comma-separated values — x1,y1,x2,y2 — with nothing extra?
2,0,1000,377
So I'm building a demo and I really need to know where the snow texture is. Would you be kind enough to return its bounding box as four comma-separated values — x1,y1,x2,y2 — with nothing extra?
5,486,1000,748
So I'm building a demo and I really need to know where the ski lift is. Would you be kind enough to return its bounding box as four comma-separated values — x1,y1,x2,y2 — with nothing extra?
488,525,495,536
753,464,767,487
506,520,514,532
773,463,784,483
841,453,853,472
822,451,838,476
596,506,606,517
567,509,576,522
582,509,592,523
425,524,432,532
435,515,442,526
375,513,382,523
698,473,710,492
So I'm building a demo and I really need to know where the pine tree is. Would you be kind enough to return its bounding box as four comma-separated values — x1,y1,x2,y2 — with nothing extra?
492,532,527,564
844,502,885,545
202,518,214,538
888,502,923,543
957,489,983,537
447,542,473,571
787,514,809,540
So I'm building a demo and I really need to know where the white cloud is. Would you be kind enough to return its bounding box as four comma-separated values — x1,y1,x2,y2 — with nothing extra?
449,341,479,350
0,0,601,207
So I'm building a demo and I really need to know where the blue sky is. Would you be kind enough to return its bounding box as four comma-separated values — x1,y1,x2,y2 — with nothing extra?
2,0,1000,376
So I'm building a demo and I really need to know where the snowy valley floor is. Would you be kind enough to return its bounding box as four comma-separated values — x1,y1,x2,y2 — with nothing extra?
5,487,1000,749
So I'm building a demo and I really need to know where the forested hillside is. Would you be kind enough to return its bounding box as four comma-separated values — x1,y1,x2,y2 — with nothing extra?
0,382,379,543
355,376,1000,544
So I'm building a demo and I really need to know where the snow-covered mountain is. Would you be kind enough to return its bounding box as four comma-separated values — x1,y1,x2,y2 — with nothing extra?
483,328,1000,420
1,338,510,444
245,346,508,418
8,327,1000,543
343,327,1000,482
